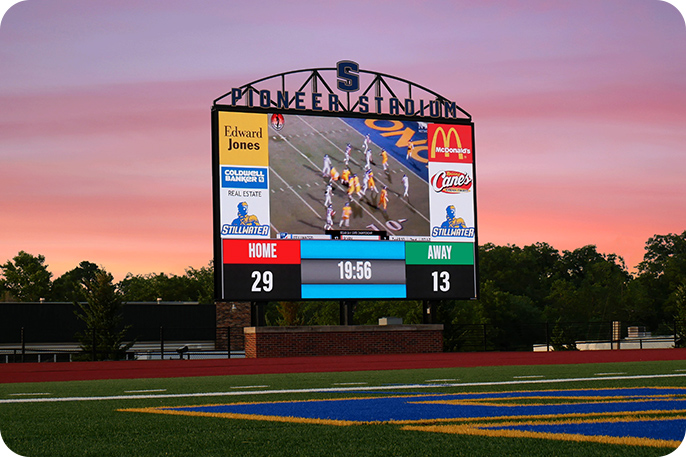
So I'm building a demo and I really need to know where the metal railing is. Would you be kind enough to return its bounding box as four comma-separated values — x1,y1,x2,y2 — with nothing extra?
2,320,683,362
0,326,245,362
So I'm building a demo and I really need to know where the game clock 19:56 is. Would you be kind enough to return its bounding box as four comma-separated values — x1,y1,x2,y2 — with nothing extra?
337,260,372,280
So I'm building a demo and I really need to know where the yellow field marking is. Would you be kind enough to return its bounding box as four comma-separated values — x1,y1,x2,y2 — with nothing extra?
411,393,686,408
120,406,360,426
402,414,686,449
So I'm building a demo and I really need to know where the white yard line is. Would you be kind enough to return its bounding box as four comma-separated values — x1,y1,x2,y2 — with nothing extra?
3,373,685,404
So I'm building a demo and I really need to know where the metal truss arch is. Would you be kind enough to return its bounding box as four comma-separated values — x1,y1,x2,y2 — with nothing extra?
213,67,471,121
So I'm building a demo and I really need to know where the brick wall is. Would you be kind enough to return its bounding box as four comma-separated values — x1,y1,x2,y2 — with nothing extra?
244,325,443,358
215,302,251,351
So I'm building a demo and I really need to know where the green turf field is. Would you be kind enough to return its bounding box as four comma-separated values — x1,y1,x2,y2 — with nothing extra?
2,360,686,457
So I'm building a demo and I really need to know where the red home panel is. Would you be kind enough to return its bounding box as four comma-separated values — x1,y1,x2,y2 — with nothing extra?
223,239,301,264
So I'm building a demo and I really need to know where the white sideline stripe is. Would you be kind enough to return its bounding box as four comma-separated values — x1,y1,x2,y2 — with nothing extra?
124,389,167,393
594,372,627,376
230,385,270,389
2,373,685,404
8,393,52,396
513,375,545,379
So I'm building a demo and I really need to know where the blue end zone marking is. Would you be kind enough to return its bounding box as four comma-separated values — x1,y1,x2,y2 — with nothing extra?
164,388,686,423
300,240,406,260
301,284,406,299
488,419,686,442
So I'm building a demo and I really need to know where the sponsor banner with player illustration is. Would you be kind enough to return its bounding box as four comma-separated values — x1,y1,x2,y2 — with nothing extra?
218,112,271,238
427,124,475,242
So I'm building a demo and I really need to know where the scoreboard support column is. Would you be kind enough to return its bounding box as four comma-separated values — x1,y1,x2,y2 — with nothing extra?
339,300,355,325
422,300,439,324
251,301,267,327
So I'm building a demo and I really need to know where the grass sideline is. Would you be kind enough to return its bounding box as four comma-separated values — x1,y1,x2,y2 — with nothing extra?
1,360,686,457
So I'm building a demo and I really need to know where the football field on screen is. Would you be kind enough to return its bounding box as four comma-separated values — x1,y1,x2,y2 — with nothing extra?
267,114,430,238
2,360,686,457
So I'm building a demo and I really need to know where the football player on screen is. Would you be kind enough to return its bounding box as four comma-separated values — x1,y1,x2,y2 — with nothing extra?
322,154,332,178
339,202,352,227
379,186,389,213
380,149,389,171
402,174,409,198
325,204,336,230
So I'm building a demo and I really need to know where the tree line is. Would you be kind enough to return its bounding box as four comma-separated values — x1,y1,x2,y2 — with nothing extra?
1,230,685,350
0,257,214,304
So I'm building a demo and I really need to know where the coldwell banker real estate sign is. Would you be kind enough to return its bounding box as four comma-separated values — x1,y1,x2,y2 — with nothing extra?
213,61,478,301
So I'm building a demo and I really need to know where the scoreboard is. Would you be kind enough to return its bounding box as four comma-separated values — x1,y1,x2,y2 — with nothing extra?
212,106,478,301
221,239,476,300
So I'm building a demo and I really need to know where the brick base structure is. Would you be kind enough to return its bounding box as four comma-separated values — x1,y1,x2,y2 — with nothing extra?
215,302,251,351
244,325,443,358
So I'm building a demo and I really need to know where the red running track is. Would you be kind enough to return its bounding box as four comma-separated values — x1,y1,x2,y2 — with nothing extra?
1,349,685,384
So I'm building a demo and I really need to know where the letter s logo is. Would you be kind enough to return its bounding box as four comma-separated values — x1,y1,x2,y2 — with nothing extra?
336,60,359,92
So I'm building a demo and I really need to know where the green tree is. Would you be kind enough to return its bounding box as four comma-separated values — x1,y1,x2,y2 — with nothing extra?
74,270,133,360
673,284,686,348
52,261,102,302
543,245,631,323
479,242,561,307
0,251,52,301
635,230,686,326
118,262,215,304
183,262,215,304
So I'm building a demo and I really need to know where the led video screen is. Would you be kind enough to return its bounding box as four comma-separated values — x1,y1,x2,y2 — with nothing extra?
213,109,477,301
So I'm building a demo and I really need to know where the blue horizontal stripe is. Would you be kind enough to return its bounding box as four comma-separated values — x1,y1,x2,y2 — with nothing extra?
300,240,405,260
301,284,406,299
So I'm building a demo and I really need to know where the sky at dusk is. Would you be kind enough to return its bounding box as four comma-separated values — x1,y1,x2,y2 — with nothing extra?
0,0,685,282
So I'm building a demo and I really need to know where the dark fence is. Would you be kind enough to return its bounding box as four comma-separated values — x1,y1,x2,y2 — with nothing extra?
0,325,241,363
444,320,682,352
0,302,227,362
0,302,215,344
2,320,682,363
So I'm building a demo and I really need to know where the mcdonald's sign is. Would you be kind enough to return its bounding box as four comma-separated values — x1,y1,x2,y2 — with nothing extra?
427,124,473,163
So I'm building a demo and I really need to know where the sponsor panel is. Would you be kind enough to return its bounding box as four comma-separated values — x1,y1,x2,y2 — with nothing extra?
428,163,475,242
218,112,271,239
427,123,475,243
218,111,269,166
427,124,473,164
221,166,268,189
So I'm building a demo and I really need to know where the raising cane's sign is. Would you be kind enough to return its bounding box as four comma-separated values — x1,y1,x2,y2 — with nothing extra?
430,170,473,194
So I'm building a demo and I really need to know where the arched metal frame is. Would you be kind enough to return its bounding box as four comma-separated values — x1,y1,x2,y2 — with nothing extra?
213,67,471,121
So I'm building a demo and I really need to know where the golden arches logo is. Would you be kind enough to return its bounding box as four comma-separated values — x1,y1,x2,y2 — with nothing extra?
430,126,471,161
